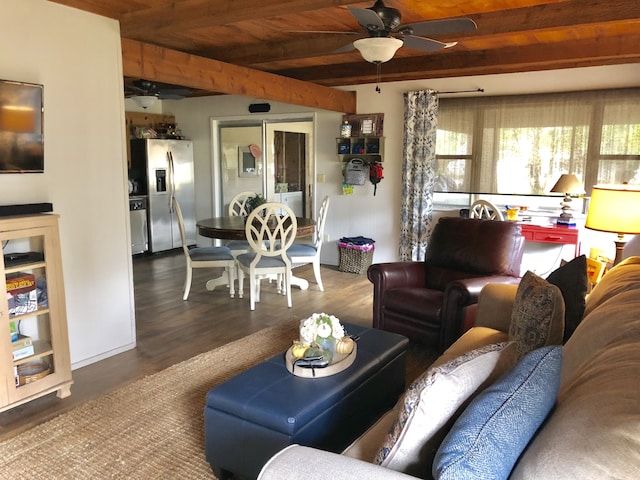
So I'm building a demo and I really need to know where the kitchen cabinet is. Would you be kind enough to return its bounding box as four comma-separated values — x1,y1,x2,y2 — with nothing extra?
275,192,303,217
0,214,72,412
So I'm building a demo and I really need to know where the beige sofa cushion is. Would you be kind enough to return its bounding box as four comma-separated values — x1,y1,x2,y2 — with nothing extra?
509,343,640,480
509,271,565,358
373,342,517,478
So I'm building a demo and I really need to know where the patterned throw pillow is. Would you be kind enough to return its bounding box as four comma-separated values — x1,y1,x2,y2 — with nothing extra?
545,254,588,342
509,271,565,358
374,342,517,477
433,346,563,480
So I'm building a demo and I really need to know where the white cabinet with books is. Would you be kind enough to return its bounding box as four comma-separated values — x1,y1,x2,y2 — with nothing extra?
0,214,72,411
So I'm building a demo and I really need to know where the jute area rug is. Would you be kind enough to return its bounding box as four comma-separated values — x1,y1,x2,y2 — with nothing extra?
0,322,437,480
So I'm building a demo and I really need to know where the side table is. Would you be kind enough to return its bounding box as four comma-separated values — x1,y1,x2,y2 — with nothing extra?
519,223,580,257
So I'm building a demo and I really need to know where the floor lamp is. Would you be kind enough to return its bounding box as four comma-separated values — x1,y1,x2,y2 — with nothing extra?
585,185,640,266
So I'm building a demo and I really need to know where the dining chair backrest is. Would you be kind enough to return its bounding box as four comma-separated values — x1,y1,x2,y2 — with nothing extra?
172,196,236,300
245,202,297,260
173,196,191,255
229,191,258,216
312,196,330,249
469,199,504,221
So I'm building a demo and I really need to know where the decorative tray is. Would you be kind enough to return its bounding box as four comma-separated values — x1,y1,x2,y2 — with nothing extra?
285,343,357,378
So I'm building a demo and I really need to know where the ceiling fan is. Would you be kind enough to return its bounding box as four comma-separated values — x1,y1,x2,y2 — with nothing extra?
332,0,477,64
125,80,192,108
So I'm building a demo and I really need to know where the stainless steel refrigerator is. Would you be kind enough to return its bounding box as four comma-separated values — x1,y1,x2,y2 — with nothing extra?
129,139,196,252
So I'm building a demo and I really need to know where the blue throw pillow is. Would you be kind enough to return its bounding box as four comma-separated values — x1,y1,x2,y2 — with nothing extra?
432,346,562,480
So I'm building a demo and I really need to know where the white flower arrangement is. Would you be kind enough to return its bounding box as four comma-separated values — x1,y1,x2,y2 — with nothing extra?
299,312,345,346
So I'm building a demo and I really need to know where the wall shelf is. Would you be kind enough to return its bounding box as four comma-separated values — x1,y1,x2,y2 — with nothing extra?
336,136,384,163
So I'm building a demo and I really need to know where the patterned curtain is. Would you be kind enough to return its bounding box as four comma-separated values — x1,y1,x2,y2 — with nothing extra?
399,90,439,261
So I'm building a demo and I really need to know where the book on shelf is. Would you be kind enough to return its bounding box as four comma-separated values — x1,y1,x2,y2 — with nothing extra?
12,335,34,361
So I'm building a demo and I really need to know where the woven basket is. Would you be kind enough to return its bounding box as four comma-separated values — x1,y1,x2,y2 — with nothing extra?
338,244,374,274
17,359,51,386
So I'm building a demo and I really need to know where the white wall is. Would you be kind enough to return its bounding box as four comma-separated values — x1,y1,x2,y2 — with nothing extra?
2,0,135,368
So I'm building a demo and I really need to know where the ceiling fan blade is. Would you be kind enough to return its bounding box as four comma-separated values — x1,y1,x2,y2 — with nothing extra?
335,42,356,54
286,30,361,35
401,35,456,52
348,6,385,32
160,88,192,97
158,94,185,100
400,18,477,36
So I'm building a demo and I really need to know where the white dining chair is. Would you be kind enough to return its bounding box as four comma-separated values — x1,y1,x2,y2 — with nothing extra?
469,199,504,221
226,191,258,258
236,203,297,310
286,196,330,291
173,197,236,300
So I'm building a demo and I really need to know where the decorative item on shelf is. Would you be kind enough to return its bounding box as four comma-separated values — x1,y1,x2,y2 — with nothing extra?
342,113,384,136
585,184,640,266
16,359,51,386
353,140,365,154
338,141,350,154
340,120,352,138
505,207,519,221
550,174,585,224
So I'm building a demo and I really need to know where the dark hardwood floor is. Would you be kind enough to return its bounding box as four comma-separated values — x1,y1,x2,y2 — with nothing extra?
0,250,380,440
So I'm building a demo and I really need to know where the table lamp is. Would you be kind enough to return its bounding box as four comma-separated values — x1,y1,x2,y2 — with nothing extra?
585,184,640,266
550,174,585,223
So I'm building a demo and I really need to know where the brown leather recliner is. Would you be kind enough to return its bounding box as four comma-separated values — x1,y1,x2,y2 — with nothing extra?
367,217,525,352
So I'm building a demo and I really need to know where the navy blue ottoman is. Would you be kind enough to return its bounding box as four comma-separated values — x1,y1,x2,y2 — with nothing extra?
204,323,408,480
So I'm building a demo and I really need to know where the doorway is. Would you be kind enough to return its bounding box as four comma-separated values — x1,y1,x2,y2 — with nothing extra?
212,116,315,218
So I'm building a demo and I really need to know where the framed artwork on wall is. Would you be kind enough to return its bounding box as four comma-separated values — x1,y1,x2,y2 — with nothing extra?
0,79,44,173
238,146,258,177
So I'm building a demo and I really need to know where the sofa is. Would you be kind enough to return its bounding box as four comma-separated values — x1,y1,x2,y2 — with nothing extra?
368,217,524,352
258,256,640,480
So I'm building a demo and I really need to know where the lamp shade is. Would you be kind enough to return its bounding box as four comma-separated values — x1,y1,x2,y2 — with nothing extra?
353,37,403,63
585,185,640,234
550,174,585,195
132,95,157,109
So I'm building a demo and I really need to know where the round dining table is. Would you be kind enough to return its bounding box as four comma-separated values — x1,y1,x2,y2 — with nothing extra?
196,215,317,291
196,216,316,241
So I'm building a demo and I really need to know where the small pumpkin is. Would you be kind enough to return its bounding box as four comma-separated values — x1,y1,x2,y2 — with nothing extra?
291,341,309,359
335,336,355,355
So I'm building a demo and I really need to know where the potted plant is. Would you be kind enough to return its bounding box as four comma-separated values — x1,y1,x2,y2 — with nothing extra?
246,194,267,215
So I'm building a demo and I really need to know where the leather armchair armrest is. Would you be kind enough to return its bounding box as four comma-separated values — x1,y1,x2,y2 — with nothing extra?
474,282,519,332
258,445,418,480
440,275,521,351
367,262,427,290
367,262,427,329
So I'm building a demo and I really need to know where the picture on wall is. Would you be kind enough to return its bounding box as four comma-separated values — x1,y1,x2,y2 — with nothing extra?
0,79,44,173
238,146,258,177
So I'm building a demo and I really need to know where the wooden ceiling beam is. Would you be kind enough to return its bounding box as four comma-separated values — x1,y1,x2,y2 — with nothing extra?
121,38,357,113
120,0,362,37
203,0,640,67
279,34,640,85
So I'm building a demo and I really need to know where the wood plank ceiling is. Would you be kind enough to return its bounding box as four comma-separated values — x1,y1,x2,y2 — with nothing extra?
50,0,640,113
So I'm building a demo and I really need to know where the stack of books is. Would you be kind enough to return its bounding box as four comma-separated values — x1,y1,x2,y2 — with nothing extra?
556,216,576,227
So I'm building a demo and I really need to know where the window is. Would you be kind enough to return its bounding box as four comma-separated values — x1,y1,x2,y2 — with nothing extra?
435,89,640,199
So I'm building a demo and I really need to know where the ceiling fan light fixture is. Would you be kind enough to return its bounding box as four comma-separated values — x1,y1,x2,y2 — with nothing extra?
353,37,403,63
132,95,157,109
